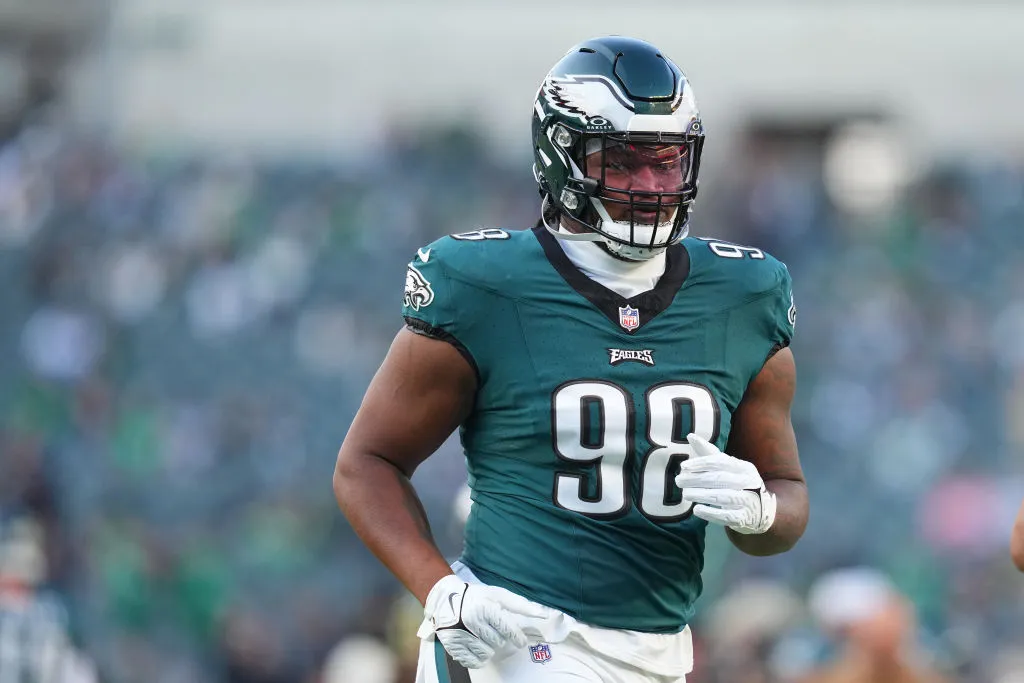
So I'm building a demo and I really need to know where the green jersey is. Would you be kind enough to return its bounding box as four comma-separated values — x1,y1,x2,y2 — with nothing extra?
401,226,795,633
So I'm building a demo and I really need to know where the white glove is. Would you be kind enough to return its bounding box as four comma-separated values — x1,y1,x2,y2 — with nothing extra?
675,433,776,535
416,574,547,669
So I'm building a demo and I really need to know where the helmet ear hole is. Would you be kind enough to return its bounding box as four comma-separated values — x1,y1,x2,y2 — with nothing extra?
554,126,574,148
560,188,580,211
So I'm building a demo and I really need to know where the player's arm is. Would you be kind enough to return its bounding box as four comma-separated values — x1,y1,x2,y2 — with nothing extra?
722,346,807,556
333,326,475,603
677,346,807,556
1012,499,1024,572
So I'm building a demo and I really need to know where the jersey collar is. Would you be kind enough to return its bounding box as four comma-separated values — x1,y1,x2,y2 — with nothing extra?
533,225,690,334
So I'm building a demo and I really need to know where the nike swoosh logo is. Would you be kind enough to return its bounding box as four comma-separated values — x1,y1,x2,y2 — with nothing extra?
447,592,459,613
418,248,431,263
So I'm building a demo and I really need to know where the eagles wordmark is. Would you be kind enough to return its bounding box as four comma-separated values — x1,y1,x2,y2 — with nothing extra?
607,349,655,366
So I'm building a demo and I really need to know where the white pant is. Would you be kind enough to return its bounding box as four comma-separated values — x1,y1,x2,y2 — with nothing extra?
415,562,691,683
415,633,688,683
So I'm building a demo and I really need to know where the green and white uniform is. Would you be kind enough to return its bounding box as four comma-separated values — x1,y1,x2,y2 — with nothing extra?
404,226,794,679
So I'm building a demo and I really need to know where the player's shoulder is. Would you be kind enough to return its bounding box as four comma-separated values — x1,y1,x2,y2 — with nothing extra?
683,235,791,297
411,227,538,286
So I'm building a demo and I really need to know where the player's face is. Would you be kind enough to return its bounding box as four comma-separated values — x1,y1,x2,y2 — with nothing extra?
585,142,689,225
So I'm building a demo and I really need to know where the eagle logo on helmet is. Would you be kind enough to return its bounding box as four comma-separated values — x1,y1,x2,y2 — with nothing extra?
543,75,635,129
543,77,591,124
403,265,434,311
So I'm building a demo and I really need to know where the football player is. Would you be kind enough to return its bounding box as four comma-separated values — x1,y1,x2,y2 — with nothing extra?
1012,499,1024,572
334,35,809,682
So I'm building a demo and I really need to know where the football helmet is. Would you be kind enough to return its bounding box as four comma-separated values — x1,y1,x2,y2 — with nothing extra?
533,36,705,260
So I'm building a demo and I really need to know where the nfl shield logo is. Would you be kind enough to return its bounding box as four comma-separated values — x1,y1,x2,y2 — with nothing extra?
618,305,640,331
529,643,552,664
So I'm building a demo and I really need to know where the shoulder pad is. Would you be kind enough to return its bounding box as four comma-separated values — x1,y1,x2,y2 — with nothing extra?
414,228,526,285
685,236,789,296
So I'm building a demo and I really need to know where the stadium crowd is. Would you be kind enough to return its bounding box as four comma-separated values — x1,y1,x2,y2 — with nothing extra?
0,120,1021,682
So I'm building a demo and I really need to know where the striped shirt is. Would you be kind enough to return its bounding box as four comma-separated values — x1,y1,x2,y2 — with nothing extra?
0,592,69,683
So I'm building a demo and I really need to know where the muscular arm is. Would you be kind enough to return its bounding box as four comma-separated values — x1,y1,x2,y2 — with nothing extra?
1012,499,1024,572
333,327,477,604
724,347,808,556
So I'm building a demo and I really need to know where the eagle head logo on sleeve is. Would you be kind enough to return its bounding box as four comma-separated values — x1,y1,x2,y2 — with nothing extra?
403,264,435,311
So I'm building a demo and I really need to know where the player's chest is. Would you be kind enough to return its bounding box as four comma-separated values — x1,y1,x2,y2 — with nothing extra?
485,311,732,437
511,298,719,381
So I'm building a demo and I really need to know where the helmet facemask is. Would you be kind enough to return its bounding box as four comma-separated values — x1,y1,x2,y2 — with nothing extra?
540,124,704,261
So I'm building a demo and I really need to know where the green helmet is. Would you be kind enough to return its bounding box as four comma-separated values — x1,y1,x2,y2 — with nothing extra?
533,36,705,260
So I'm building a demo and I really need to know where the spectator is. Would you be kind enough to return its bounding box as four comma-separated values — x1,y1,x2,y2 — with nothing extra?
319,634,397,683
0,514,97,683
800,568,950,683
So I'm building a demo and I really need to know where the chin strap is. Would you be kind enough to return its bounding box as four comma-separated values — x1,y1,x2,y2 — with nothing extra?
541,194,691,265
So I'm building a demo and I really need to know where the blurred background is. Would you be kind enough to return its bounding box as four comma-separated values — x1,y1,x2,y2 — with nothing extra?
0,0,1021,681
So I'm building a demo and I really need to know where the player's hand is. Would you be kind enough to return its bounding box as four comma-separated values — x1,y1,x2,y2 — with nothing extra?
675,433,777,535
416,574,548,669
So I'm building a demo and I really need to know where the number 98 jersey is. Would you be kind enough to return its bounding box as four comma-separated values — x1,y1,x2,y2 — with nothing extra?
401,226,795,634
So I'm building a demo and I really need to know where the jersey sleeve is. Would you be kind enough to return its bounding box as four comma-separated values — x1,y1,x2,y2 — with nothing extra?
725,258,796,386
400,245,480,377
765,262,796,351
